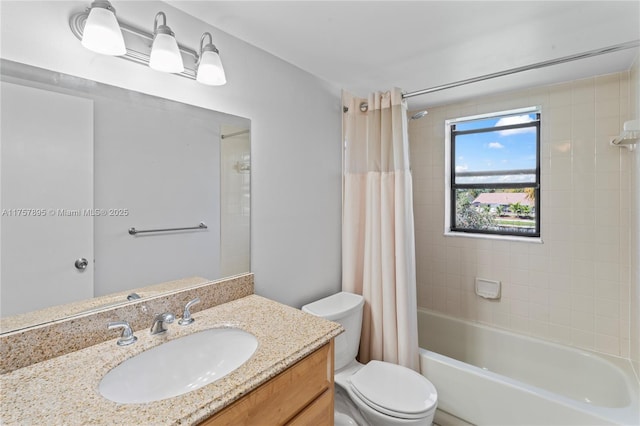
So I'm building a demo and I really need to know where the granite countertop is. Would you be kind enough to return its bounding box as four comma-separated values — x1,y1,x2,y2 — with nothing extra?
0,294,343,425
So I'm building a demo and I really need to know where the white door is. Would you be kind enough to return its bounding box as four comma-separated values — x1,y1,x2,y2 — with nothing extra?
1,81,94,317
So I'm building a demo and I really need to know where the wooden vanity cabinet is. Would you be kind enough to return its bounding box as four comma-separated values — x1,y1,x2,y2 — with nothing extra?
200,340,334,426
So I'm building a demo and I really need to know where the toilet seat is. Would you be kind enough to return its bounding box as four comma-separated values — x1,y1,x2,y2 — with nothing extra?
347,361,437,420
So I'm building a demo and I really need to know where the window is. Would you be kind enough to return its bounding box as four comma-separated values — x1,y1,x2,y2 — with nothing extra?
446,107,541,238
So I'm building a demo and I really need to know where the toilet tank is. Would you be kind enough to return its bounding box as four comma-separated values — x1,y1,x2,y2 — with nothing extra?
302,292,364,370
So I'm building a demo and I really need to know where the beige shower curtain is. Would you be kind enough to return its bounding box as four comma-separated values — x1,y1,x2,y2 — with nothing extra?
342,88,419,371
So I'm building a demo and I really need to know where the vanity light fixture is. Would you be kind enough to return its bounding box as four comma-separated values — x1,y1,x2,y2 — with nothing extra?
80,0,126,56
196,32,226,86
149,12,184,73
70,4,227,85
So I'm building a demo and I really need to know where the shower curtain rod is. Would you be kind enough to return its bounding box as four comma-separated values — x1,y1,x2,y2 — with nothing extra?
401,39,640,100
221,129,250,139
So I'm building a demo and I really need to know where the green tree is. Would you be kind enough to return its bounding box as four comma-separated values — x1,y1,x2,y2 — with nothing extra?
510,202,523,217
456,191,495,230
524,187,535,202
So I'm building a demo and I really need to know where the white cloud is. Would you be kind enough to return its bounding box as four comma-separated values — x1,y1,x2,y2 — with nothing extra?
455,164,468,173
488,142,504,149
496,115,534,126
495,115,536,136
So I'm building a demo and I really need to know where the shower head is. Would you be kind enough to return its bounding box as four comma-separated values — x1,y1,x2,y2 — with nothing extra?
409,110,428,120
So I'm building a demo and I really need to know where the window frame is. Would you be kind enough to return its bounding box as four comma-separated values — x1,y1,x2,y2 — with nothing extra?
445,107,541,239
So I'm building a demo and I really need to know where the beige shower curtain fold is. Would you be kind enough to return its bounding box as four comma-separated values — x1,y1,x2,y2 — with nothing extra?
342,88,419,371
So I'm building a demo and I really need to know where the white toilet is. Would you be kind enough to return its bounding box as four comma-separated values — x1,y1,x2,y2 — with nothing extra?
302,292,437,426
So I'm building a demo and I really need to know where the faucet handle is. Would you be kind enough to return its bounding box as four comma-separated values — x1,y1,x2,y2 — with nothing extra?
108,321,137,346
178,297,201,326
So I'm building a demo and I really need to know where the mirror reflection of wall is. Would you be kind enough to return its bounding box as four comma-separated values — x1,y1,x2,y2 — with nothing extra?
220,126,251,277
0,60,250,321
1,80,95,316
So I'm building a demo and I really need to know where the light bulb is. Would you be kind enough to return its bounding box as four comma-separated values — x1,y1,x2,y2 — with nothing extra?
196,32,226,86
149,12,184,73
81,1,126,56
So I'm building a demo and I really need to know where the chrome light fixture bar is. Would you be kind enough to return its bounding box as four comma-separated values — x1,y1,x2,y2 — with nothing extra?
70,7,204,81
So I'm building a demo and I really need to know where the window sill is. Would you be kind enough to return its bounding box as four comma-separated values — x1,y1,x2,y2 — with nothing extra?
444,231,543,244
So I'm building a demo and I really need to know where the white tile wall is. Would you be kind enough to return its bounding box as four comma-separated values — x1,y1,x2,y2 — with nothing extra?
410,70,635,358
629,57,639,372
220,129,251,277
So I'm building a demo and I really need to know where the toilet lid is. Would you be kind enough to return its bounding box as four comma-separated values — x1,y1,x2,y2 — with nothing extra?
348,361,437,419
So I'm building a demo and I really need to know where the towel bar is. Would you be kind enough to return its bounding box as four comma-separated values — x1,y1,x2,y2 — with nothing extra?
128,222,207,235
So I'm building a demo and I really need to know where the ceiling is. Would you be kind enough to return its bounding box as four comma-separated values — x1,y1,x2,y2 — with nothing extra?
168,1,640,111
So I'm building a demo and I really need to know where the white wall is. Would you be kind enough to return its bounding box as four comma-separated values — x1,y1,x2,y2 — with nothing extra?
93,96,221,295
410,71,634,358
0,1,343,307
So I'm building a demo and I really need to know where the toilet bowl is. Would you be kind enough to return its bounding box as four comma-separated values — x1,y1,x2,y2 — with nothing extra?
302,292,437,426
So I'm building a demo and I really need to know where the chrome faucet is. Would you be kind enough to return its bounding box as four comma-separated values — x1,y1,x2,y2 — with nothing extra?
108,321,137,346
127,292,141,301
178,297,201,326
150,312,175,335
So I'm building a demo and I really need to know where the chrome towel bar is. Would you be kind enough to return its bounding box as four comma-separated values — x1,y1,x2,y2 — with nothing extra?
128,222,207,235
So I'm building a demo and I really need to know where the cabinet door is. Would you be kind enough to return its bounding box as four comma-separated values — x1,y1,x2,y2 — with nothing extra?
1,82,94,316
287,388,334,425
201,340,334,426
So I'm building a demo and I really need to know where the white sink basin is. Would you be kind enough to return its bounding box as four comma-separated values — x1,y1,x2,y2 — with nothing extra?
99,328,258,404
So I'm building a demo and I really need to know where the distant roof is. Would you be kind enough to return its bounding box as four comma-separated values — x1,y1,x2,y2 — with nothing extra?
472,192,533,206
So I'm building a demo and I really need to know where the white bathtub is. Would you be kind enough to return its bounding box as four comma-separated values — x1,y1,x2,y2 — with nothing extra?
417,308,640,426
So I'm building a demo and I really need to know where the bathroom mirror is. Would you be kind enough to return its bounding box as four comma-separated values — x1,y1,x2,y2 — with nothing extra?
0,60,250,333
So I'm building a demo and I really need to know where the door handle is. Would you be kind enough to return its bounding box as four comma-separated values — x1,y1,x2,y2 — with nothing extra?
75,258,89,270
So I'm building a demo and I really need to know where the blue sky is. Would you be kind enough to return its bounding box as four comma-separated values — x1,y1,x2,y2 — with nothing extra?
454,113,537,184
